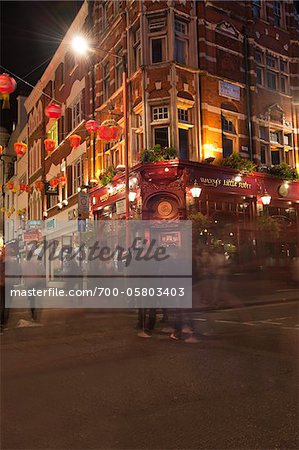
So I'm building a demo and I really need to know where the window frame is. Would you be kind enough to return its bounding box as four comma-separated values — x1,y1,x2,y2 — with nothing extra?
103,61,110,102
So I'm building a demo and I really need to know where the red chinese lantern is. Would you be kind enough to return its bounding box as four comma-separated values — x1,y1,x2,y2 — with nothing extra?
0,74,16,109
59,176,66,185
85,119,99,133
70,134,82,149
44,138,56,153
7,182,14,191
50,178,59,188
19,183,25,192
35,180,44,191
14,142,27,157
25,184,30,193
0,145,2,155
97,119,121,142
45,103,62,120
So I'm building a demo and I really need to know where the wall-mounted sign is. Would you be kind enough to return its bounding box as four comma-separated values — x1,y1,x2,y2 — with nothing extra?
27,220,43,229
199,176,252,190
46,218,56,231
78,192,89,219
23,229,42,242
45,182,58,195
219,81,240,101
159,231,181,247
116,199,126,215
68,208,78,221
100,184,125,203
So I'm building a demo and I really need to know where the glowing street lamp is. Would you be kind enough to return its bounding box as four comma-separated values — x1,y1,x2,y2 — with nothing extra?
71,35,89,55
190,180,202,198
261,191,271,206
129,191,137,202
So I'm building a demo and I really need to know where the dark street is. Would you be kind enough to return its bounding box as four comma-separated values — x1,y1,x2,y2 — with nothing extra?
1,301,298,450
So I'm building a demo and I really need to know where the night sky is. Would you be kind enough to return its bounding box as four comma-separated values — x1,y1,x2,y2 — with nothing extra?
1,1,299,134
0,1,83,133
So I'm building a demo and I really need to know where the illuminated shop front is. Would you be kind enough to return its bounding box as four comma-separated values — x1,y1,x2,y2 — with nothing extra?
90,161,299,265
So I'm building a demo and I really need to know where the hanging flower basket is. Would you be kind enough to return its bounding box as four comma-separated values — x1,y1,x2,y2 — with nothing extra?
59,176,66,185
50,178,59,188
35,180,44,191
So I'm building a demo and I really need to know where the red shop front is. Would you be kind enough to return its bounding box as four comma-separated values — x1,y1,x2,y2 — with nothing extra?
90,161,299,261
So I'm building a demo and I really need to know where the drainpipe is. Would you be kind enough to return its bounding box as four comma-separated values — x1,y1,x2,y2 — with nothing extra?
243,27,254,162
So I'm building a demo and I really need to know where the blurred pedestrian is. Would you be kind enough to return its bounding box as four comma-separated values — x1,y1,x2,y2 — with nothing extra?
137,308,156,338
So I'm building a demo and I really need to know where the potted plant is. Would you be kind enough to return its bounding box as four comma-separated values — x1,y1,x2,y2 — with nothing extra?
218,152,256,175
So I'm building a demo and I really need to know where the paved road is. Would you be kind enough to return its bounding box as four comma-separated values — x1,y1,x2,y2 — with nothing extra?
1,302,298,450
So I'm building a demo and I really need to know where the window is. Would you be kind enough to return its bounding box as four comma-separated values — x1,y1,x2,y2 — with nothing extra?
175,19,187,34
267,71,277,90
102,2,108,30
260,144,267,164
115,51,123,90
256,66,263,85
152,106,168,121
48,122,58,148
259,126,268,140
151,38,165,64
154,127,169,148
149,17,166,32
222,116,236,134
175,38,187,65
222,137,234,158
284,134,292,146
72,158,83,194
273,1,281,26
280,60,286,72
103,62,110,101
270,131,281,144
271,150,280,165
266,55,277,69
179,129,189,159
178,108,189,123
113,0,120,16
71,95,83,129
57,63,65,88
255,50,263,64
47,194,59,210
175,17,188,65
252,0,261,18
133,29,141,71
280,75,287,93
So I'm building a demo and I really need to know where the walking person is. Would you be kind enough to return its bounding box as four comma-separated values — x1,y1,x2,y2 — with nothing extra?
170,309,199,343
22,249,44,321
137,308,156,338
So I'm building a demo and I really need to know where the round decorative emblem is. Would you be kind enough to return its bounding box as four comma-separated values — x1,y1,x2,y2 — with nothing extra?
157,201,173,217
278,183,289,198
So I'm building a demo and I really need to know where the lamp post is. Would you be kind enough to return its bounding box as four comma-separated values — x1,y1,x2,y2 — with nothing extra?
71,36,130,220
190,179,202,212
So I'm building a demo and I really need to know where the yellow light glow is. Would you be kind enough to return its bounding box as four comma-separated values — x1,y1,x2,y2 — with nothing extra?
203,143,216,158
71,36,89,55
